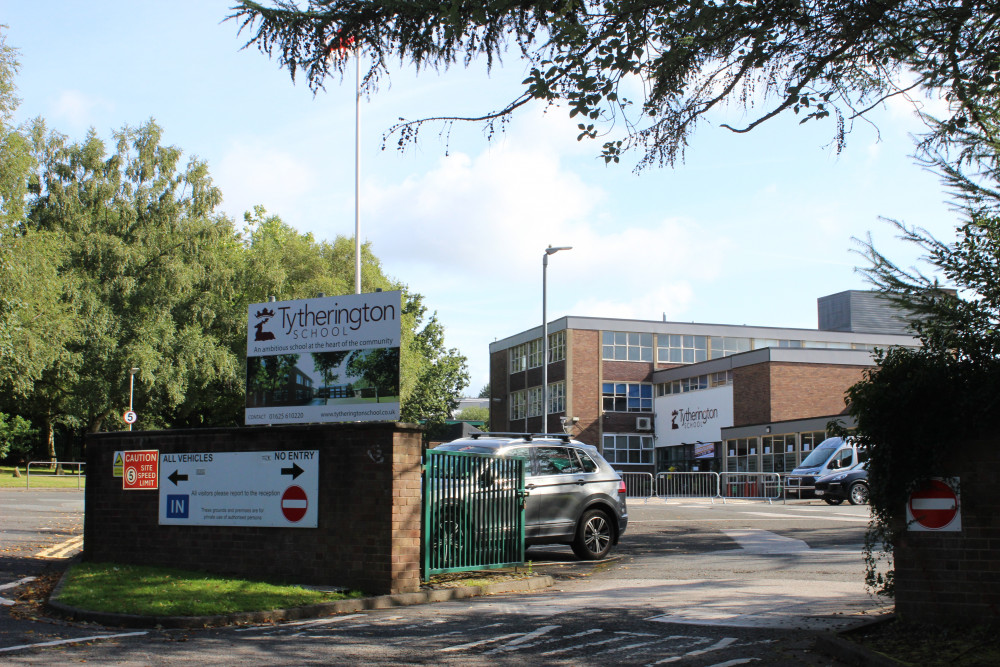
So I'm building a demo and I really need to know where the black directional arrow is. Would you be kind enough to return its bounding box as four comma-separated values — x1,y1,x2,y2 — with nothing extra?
168,470,188,486
281,462,304,480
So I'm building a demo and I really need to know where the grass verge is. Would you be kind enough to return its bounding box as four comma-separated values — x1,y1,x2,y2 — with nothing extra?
849,618,1000,666
55,562,362,617
0,465,86,489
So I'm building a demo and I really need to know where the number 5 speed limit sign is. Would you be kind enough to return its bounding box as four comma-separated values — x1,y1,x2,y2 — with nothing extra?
123,410,137,425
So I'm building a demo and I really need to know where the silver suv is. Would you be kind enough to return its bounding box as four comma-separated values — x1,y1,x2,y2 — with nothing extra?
434,433,628,560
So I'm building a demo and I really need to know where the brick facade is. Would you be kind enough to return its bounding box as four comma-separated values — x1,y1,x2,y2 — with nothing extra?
769,363,861,422
571,330,602,445
85,423,423,595
894,436,1000,625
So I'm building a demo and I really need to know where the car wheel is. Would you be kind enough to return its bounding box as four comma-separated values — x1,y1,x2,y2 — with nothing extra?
824,497,844,505
848,482,870,505
571,509,613,560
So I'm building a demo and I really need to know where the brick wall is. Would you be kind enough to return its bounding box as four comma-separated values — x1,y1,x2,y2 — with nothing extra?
571,330,602,446
769,363,860,422
84,423,423,595
733,364,771,426
894,436,1000,624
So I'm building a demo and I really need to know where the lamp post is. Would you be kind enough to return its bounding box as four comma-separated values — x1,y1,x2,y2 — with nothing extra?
542,245,572,434
128,367,139,431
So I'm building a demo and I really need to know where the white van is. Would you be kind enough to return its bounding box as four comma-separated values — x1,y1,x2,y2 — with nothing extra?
784,437,865,500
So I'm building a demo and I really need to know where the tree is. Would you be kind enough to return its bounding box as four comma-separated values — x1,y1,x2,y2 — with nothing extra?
847,105,1000,595
231,1,1000,168
0,411,38,464
241,208,470,424
477,383,490,399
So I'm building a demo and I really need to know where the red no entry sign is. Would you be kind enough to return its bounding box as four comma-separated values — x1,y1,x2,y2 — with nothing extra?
281,485,309,522
907,478,961,531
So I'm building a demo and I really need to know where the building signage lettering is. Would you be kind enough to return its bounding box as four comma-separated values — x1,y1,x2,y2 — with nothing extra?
671,407,720,429
245,291,402,425
654,385,734,449
158,450,319,528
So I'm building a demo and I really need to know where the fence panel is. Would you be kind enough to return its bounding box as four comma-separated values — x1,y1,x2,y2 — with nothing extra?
25,461,86,489
655,472,720,500
619,472,655,501
423,450,525,578
720,472,781,503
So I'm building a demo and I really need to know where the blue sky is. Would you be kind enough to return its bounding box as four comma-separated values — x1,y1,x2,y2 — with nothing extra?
4,3,957,391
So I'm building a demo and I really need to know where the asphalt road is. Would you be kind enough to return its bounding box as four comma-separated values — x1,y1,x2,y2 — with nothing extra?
1,494,885,665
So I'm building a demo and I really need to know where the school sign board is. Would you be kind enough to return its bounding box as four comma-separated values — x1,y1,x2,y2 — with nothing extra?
245,291,401,425
158,450,320,528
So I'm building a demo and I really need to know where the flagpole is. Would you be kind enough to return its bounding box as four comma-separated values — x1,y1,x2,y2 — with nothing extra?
354,45,361,295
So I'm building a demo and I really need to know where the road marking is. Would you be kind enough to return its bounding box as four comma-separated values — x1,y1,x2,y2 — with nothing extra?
0,631,147,654
442,632,528,652
0,576,36,606
648,636,738,665
234,613,366,632
35,535,83,559
721,529,810,553
742,511,869,523
481,624,560,654
705,659,760,666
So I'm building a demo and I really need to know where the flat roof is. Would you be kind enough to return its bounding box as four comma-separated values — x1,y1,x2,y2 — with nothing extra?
489,314,918,354
651,347,879,383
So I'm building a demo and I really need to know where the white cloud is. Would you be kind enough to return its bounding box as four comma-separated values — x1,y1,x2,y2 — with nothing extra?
216,141,319,222
50,90,113,131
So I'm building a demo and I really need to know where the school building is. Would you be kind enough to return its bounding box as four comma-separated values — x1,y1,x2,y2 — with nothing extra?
488,290,918,474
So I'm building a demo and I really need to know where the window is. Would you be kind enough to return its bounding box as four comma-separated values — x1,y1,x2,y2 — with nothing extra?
527,338,544,368
602,434,653,465
527,386,543,417
602,331,653,361
548,330,566,363
657,334,707,364
510,343,527,373
535,447,586,474
708,336,750,359
725,437,758,472
510,390,526,420
656,370,732,396
762,434,795,473
547,381,565,414
602,382,653,412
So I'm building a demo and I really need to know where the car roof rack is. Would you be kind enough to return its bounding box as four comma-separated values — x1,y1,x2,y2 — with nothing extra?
469,432,572,443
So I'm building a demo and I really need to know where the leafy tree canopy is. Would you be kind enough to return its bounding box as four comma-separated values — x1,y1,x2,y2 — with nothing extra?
232,1,1000,167
847,96,1000,596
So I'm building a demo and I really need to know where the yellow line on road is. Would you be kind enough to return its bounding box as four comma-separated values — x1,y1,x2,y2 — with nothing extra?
35,534,83,559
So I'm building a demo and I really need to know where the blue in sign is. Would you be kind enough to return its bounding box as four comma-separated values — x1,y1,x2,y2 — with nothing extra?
166,494,189,519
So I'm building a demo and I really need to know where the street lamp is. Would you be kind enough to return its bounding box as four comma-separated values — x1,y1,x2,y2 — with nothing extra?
543,245,572,434
128,367,139,431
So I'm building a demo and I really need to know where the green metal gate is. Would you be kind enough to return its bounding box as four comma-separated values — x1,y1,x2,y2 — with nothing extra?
423,449,526,577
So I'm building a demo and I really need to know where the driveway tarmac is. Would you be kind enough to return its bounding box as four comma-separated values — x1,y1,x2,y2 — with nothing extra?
1,494,885,664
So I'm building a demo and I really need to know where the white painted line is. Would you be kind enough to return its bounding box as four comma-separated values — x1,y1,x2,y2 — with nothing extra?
441,632,526,652
0,577,36,592
0,576,37,606
705,659,760,666
234,613,366,632
0,631,147,654
483,624,560,654
722,529,810,553
648,636,738,665
743,511,869,523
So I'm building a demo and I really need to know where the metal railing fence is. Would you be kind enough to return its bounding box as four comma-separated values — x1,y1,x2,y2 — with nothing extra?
720,472,781,503
655,472,721,501
25,461,86,489
422,450,525,578
619,472,655,500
